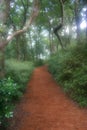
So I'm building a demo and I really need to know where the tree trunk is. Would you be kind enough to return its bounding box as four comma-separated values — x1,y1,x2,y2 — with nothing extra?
85,9,87,42
28,31,34,60
53,0,64,49
0,48,5,79
16,36,21,60
49,30,53,55
0,0,10,78
74,0,80,43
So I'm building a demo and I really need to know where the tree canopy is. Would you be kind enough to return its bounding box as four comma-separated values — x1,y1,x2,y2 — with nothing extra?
0,0,87,77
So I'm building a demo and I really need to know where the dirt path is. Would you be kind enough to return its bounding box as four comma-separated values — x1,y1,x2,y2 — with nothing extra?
9,66,87,130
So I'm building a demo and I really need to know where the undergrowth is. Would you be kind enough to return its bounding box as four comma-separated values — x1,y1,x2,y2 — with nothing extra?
34,59,44,67
48,44,87,107
0,77,22,129
5,59,34,92
0,59,34,129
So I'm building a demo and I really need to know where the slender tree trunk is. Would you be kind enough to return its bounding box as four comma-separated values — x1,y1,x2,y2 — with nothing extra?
0,0,10,78
29,31,35,60
51,31,55,53
85,9,87,41
74,0,80,43
67,24,71,45
23,42,27,61
49,30,53,55
0,49,5,78
16,36,21,60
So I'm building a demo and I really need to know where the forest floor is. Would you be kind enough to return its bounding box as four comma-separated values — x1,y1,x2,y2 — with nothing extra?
8,66,87,130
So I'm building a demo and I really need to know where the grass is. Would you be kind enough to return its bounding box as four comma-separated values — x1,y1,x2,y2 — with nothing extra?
5,59,34,92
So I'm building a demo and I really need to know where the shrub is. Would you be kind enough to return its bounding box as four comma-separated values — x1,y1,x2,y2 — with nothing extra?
34,59,44,67
48,45,87,107
5,59,34,92
0,77,22,128
0,60,34,129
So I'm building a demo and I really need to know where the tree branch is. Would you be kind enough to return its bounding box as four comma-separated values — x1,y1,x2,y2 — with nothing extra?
59,0,64,25
53,0,64,49
0,0,39,50
21,0,29,28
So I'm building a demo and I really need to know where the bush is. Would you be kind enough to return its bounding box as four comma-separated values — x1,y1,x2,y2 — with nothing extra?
48,45,87,107
0,77,22,128
0,60,34,129
5,59,34,92
34,59,44,67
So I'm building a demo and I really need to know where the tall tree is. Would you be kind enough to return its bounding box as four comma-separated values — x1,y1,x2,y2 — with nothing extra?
0,0,39,78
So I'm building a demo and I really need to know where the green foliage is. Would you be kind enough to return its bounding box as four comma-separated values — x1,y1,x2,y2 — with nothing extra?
48,44,87,107
8,0,31,28
5,59,34,92
34,59,44,67
0,60,34,128
0,77,22,128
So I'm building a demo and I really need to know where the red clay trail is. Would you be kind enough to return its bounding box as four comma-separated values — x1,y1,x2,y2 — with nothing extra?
9,66,87,130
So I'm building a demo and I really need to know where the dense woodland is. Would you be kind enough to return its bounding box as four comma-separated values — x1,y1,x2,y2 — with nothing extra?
0,0,87,129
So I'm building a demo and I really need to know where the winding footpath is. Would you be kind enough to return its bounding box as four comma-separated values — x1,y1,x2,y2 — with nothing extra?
9,66,87,130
